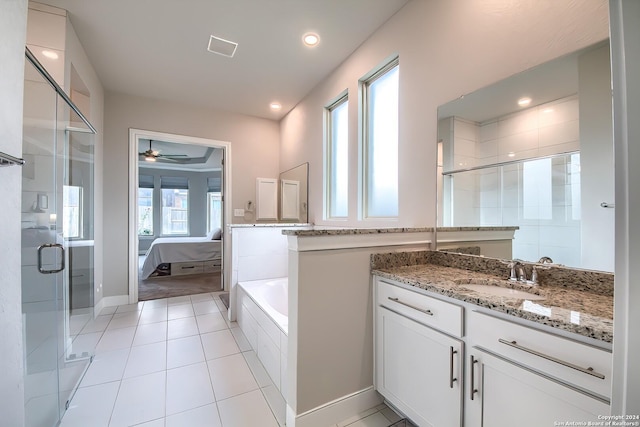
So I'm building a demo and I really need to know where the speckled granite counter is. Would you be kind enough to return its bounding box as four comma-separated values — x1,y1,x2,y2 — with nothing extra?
282,226,518,236
282,227,433,236
371,251,614,343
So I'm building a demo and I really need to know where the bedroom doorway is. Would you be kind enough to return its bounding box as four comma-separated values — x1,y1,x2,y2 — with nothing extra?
127,129,232,303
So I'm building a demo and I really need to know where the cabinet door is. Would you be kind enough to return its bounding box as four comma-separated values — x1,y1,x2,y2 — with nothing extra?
376,307,463,427
467,349,610,427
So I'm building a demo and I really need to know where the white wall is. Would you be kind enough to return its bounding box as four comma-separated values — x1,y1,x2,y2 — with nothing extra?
579,45,615,272
63,11,105,310
0,2,27,425
103,93,280,297
610,0,640,415
280,0,609,228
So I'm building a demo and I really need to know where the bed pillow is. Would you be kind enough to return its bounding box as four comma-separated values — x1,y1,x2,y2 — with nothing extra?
207,227,222,240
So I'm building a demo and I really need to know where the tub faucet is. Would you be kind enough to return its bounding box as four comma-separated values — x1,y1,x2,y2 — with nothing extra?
538,256,553,264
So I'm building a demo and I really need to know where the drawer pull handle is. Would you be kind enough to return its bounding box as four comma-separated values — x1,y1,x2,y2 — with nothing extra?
181,266,196,269
449,346,458,388
387,297,433,316
470,355,479,400
498,339,605,379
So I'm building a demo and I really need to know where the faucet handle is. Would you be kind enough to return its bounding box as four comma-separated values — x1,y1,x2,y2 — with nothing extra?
500,260,519,281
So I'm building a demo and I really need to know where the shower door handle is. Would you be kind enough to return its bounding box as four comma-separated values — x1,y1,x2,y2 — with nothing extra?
37,243,66,274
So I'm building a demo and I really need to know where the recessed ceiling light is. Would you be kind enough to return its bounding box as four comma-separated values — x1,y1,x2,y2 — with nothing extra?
508,152,516,158
518,97,532,107
302,32,320,47
270,102,282,111
42,50,59,60
542,108,554,113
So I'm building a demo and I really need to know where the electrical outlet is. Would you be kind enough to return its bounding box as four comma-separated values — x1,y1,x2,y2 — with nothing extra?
234,208,245,217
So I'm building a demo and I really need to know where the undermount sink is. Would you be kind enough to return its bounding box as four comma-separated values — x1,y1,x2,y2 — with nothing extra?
460,284,546,301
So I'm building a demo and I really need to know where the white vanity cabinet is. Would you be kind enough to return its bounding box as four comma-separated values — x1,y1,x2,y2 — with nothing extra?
373,276,612,427
374,279,463,427
466,310,611,427
466,348,609,427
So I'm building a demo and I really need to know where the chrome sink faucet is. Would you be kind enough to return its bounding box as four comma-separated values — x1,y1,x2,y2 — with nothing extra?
504,260,527,282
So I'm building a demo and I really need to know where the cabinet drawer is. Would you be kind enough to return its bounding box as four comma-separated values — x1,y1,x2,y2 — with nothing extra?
172,261,204,275
203,260,221,273
469,310,612,399
377,279,463,338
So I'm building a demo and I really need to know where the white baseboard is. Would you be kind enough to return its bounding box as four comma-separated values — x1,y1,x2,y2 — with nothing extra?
286,387,383,427
94,295,129,316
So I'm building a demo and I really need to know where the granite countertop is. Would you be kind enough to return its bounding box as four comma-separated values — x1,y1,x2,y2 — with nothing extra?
372,261,614,343
282,226,519,236
282,227,434,236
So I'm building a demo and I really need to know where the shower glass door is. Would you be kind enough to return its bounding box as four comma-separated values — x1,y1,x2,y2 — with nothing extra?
22,51,96,427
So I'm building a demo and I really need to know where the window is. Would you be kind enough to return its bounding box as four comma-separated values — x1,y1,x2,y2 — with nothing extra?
207,174,222,232
362,58,399,218
325,93,349,219
207,193,222,232
161,176,189,235
138,174,154,236
63,185,82,238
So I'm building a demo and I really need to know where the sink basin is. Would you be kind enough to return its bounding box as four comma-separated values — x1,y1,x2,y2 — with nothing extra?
461,284,546,301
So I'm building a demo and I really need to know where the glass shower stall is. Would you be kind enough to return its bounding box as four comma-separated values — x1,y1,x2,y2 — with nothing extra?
21,48,97,427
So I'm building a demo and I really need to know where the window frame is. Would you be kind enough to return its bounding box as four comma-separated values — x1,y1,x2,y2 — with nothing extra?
160,187,190,236
137,187,154,236
324,90,349,220
359,56,400,220
206,191,223,233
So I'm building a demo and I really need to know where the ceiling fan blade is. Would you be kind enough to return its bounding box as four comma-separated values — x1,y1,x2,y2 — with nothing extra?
159,154,189,158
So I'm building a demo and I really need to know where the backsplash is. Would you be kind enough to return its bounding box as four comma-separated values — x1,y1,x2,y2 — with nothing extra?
371,250,614,296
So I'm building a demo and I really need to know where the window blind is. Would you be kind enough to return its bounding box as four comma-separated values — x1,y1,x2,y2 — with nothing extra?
138,174,154,189
160,176,189,189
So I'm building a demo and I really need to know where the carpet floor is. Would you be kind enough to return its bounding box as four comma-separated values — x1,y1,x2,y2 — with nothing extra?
138,272,223,301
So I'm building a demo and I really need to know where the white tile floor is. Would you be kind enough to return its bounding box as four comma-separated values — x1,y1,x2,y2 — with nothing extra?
61,291,406,427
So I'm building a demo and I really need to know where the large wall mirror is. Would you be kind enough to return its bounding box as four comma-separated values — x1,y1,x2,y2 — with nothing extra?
279,162,309,223
437,41,613,272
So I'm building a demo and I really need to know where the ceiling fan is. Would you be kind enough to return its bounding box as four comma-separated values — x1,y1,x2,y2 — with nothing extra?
139,140,188,162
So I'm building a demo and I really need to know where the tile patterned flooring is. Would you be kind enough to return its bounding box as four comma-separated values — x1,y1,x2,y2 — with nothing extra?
61,292,405,427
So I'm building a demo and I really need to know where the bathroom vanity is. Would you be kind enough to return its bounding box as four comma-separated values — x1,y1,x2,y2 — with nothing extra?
372,251,613,427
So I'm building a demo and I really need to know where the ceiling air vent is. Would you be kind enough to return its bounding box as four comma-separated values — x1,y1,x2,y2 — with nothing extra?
207,35,238,58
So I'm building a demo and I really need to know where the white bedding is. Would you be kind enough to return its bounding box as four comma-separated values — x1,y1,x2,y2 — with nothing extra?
141,236,222,279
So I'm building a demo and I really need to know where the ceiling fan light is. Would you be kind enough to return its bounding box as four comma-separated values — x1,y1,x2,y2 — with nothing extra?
145,155,156,162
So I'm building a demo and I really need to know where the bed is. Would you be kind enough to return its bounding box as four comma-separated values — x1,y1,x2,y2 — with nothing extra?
141,235,222,279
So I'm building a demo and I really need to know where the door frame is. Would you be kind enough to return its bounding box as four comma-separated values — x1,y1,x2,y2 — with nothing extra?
127,128,231,304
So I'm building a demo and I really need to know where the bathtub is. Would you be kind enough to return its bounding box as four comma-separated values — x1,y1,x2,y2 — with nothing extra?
237,277,288,398
238,277,288,334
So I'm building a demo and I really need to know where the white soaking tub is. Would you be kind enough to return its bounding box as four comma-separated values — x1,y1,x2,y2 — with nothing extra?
237,277,288,399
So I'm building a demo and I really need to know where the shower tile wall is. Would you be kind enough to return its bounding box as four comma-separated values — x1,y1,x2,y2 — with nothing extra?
447,96,581,265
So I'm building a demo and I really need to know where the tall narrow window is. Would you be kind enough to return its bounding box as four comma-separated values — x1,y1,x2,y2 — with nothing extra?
138,174,154,236
207,174,222,232
362,58,399,218
63,185,82,238
325,93,349,218
161,176,189,235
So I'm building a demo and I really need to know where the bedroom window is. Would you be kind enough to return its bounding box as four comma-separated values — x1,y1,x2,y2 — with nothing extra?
206,175,222,233
63,185,82,238
325,92,349,219
207,192,222,232
361,57,399,218
138,188,153,236
138,174,154,236
161,176,189,235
